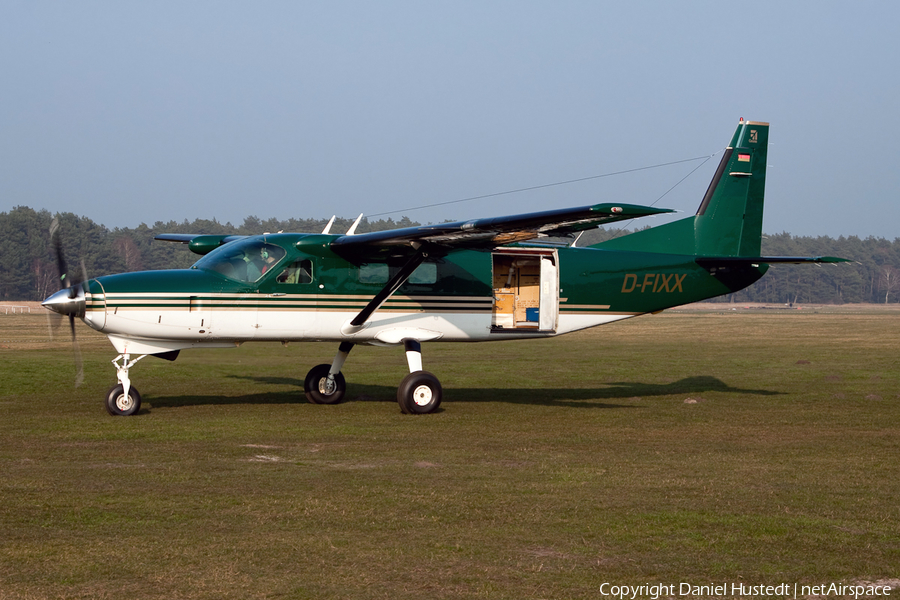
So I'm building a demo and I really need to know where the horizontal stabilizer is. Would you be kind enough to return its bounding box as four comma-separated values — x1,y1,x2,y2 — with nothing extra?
696,256,850,268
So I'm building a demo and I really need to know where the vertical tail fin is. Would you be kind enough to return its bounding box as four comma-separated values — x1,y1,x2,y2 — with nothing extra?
594,120,769,257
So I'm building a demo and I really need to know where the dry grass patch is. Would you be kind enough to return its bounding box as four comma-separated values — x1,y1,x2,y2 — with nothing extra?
1,308,898,599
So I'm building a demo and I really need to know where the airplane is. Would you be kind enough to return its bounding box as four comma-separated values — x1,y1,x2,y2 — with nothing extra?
43,119,845,416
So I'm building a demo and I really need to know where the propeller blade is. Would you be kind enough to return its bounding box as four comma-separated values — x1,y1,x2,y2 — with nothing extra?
70,314,84,388
68,259,88,300
47,216,84,388
49,217,69,289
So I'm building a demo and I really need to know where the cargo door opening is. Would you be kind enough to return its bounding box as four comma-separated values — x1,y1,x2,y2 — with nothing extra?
491,251,558,332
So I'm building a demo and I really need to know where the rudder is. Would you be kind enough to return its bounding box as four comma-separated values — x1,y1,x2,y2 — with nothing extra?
594,119,769,257
694,120,768,256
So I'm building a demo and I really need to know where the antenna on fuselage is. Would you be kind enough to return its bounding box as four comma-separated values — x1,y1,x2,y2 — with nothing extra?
346,213,363,235
321,215,336,234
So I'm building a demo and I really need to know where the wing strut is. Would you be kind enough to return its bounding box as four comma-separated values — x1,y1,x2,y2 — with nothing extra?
342,247,428,334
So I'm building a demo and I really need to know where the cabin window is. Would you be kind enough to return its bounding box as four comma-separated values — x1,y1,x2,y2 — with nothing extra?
359,263,389,284
276,259,313,284
358,262,437,285
409,262,437,285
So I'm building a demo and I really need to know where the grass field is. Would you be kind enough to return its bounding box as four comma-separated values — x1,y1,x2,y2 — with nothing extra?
1,305,898,599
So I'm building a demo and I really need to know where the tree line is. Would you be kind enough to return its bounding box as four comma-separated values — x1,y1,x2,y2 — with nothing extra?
0,206,417,301
2,205,897,304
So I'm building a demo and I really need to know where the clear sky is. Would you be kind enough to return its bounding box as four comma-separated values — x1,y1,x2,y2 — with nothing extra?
1,1,898,238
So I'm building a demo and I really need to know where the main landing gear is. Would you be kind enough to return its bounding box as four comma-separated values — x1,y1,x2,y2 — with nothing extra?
303,339,443,414
303,342,351,405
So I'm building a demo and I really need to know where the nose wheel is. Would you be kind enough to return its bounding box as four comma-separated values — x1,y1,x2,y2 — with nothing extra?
105,353,148,416
105,383,142,416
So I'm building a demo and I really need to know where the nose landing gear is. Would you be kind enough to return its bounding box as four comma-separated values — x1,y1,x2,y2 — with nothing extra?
105,354,147,416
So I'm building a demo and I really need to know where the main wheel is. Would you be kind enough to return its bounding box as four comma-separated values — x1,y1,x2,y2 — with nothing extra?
304,363,346,404
105,384,142,416
397,371,442,414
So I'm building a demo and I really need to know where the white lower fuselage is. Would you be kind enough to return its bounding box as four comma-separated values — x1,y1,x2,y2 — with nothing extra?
83,290,633,356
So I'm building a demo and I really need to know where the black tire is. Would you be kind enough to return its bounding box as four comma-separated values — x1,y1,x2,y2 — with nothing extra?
105,384,141,416
304,363,346,405
397,371,442,414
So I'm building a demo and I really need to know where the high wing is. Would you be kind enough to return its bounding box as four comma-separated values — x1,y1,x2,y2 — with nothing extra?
330,203,674,257
153,204,673,257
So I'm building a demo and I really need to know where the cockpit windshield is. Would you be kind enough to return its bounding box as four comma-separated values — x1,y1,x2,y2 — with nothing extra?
192,239,287,283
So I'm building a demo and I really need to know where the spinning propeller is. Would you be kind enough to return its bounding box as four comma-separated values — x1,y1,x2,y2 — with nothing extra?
43,217,86,387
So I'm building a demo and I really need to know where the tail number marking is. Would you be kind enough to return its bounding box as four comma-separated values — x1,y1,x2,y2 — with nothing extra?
621,273,686,293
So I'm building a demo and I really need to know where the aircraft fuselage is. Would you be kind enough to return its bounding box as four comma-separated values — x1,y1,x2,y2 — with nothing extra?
77,233,766,356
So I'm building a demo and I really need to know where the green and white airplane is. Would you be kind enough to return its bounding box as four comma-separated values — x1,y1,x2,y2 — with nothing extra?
43,119,844,416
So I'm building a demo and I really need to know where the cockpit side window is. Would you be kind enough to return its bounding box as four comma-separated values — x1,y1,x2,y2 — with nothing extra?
276,259,313,284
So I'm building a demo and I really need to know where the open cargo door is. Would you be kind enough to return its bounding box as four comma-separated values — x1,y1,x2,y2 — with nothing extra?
491,249,558,333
